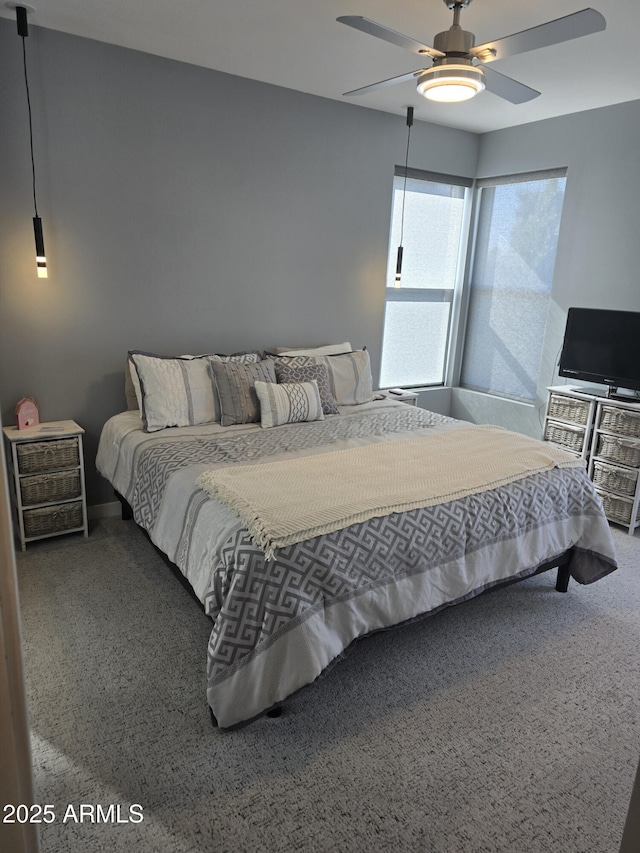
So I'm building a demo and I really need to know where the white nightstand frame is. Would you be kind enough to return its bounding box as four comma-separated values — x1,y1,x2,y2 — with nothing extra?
3,420,89,550
378,389,419,406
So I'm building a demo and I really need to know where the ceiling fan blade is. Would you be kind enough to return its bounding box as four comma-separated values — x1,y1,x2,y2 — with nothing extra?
343,69,425,97
471,8,606,63
337,16,444,59
480,65,540,104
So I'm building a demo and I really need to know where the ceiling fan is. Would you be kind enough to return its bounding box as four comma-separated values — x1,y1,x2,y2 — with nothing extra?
337,1,606,104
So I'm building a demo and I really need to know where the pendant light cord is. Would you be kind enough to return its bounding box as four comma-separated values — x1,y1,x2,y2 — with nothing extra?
20,31,39,217
398,107,413,249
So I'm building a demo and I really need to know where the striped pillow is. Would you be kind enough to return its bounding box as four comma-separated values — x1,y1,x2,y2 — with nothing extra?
126,351,260,413
210,359,277,426
129,352,217,432
254,380,324,429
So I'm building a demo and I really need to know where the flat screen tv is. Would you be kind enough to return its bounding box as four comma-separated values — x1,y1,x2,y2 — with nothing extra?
558,307,640,395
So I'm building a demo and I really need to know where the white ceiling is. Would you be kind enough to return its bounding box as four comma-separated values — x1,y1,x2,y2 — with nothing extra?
3,0,640,133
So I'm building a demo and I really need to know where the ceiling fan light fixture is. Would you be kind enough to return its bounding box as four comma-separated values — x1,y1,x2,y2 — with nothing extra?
417,64,485,102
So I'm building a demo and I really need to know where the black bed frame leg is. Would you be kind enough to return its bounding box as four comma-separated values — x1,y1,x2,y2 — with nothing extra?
555,563,570,593
115,491,133,521
266,706,283,718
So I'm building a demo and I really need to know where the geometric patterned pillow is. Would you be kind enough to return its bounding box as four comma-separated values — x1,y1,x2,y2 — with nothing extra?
209,352,262,365
128,352,218,432
254,380,324,429
273,361,339,415
274,350,374,406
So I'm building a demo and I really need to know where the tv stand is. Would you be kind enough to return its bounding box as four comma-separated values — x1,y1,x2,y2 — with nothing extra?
606,389,640,403
570,386,640,403
545,386,640,535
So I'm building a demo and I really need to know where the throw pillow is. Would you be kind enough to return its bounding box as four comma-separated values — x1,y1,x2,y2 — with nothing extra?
210,358,277,426
274,342,352,356
254,380,324,429
128,352,218,432
273,361,339,415
275,350,374,406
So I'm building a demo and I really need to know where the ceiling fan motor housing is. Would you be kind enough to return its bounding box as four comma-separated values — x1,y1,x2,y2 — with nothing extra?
432,25,475,63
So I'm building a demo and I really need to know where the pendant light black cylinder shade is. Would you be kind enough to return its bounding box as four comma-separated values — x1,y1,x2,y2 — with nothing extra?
33,215,47,277
395,245,404,283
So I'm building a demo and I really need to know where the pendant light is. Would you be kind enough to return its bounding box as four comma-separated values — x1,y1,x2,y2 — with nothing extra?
14,4,48,278
395,106,413,287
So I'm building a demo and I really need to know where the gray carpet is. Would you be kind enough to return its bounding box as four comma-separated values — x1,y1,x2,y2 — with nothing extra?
16,517,640,853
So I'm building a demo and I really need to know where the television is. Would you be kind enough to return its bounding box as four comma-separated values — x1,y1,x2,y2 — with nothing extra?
558,307,640,396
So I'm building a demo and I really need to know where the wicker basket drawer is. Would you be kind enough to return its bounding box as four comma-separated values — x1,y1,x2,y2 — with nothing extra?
599,405,640,437
592,460,638,497
20,470,81,506
23,501,84,538
595,490,637,526
596,434,640,468
547,394,591,425
17,437,79,474
543,419,586,453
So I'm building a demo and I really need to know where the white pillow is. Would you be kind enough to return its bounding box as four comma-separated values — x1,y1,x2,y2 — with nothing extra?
254,380,324,429
128,352,217,432
275,342,352,356
322,350,373,405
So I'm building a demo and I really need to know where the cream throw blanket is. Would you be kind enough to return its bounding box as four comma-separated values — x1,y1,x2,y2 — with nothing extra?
196,425,581,559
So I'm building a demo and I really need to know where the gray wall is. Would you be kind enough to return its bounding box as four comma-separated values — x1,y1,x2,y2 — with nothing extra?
451,100,640,434
4,18,640,508
0,20,478,505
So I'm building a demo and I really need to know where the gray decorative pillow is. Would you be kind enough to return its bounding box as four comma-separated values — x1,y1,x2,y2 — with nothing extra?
210,352,262,364
274,361,339,415
210,358,277,426
254,380,324,429
275,350,374,406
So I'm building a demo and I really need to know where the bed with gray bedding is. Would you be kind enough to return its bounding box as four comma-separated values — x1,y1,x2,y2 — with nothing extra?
96,399,617,729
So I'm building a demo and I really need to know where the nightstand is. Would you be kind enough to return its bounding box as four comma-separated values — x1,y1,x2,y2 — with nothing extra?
3,420,89,550
379,389,419,406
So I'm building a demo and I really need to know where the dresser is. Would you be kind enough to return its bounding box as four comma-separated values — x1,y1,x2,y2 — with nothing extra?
3,420,89,550
544,386,640,535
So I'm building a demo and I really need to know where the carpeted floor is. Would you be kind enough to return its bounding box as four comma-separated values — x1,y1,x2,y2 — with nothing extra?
15,517,640,853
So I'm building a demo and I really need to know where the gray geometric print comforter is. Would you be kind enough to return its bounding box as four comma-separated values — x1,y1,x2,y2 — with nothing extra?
97,401,617,729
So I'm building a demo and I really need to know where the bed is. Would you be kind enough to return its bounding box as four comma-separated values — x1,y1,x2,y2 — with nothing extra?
96,349,617,729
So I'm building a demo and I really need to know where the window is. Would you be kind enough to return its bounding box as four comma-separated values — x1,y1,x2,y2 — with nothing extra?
379,169,471,389
460,170,567,402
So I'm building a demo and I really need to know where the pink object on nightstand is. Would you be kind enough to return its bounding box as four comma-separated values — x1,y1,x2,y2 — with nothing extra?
15,397,40,430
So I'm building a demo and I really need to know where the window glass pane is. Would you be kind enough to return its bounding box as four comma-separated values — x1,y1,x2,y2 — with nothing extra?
380,299,451,387
460,176,566,401
386,179,465,289
380,175,466,387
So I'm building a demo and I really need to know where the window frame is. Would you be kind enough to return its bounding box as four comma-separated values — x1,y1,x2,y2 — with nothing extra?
453,167,568,403
379,167,473,390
